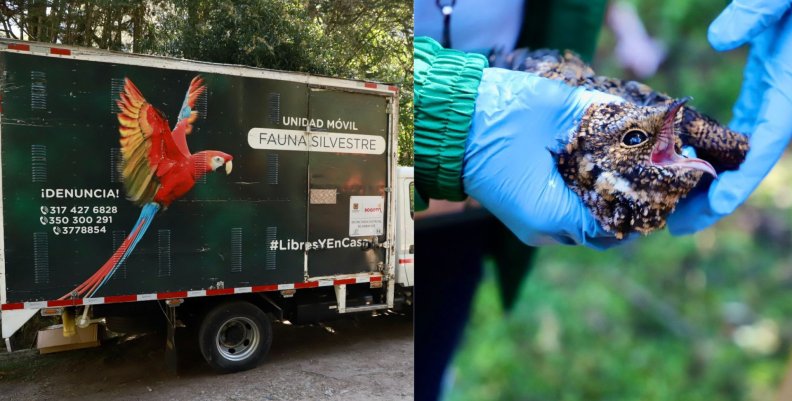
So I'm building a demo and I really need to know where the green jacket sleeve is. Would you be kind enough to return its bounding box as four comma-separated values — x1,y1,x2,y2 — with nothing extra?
414,36,488,205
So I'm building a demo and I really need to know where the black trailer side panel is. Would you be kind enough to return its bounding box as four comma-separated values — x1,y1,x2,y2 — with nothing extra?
0,52,388,303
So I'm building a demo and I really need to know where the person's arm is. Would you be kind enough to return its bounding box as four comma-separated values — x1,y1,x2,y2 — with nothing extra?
413,37,626,249
413,36,488,206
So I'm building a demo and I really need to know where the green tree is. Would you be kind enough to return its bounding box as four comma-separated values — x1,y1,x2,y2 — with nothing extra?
0,0,414,165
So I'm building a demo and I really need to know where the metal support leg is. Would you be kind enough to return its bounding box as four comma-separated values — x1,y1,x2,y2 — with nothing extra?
386,276,395,308
334,284,347,314
165,303,179,373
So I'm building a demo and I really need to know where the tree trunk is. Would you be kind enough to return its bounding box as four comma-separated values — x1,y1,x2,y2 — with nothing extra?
81,2,95,47
28,0,47,41
131,1,144,53
113,4,123,50
99,4,111,49
184,1,199,58
63,0,74,45
49,0,62,43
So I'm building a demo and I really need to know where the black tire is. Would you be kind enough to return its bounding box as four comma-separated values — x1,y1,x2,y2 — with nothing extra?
199,301,272,373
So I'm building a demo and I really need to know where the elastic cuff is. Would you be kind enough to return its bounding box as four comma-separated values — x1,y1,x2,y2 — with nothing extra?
414,36,488,201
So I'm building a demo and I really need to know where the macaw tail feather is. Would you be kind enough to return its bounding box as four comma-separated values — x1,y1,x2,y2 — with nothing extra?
59,203,160,300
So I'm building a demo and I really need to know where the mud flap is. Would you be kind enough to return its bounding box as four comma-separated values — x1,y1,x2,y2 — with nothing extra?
1,309,39,346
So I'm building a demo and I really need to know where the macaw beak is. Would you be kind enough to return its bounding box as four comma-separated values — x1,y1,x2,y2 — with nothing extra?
225,160,233,175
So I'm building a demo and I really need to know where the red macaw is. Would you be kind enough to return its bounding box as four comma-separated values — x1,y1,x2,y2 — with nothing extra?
61,76,233,300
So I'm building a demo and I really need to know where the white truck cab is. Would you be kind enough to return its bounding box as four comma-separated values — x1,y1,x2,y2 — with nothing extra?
395,166,414,287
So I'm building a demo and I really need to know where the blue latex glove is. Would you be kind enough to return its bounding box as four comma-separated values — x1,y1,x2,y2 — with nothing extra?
668,0,792,234
463,68,626,249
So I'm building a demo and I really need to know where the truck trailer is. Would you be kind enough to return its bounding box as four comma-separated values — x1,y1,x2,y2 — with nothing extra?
0,39,414,372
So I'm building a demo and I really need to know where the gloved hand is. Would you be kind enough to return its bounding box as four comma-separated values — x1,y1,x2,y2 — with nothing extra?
463,68,625,249
667,0,792,234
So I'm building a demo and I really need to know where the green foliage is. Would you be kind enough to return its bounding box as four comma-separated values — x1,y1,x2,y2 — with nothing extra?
1,0,154,52
446,1,792,400
155,0,414,165
0,0,414,165
449,220,792,401
594,0,746,123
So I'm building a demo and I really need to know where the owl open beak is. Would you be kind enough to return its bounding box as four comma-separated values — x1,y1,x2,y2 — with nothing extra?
650,98,717,178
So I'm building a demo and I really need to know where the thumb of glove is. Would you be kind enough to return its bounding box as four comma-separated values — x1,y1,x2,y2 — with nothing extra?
708,0,792,51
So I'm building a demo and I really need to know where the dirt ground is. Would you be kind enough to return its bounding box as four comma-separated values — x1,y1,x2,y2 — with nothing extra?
0,312,413,401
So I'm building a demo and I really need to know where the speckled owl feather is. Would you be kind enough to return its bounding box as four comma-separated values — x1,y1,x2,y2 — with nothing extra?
491,49,750,239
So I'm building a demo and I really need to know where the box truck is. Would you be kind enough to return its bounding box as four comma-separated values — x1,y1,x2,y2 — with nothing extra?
0,39,414,372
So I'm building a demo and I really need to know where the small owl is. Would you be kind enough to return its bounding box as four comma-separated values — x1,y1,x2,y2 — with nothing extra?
493,49,750,238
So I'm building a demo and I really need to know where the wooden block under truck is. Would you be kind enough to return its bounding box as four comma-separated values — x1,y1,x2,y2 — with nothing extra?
0,39,414,372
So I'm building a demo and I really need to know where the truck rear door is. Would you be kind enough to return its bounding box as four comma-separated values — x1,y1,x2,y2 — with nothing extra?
306,88,389,277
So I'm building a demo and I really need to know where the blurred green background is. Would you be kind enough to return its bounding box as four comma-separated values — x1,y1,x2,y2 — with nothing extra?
445,1,792,400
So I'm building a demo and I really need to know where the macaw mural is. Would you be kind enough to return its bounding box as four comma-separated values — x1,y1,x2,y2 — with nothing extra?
60,76,234,299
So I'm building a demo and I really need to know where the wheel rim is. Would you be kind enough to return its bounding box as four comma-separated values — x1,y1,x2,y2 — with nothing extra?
215,316,260,362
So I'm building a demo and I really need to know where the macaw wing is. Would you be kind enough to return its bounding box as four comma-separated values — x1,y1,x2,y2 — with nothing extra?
117,78,168,205
171,75,206,157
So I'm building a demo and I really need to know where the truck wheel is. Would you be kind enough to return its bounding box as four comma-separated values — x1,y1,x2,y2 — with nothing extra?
199,301,272,373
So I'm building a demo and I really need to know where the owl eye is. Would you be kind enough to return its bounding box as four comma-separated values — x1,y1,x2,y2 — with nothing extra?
622,130,648,147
